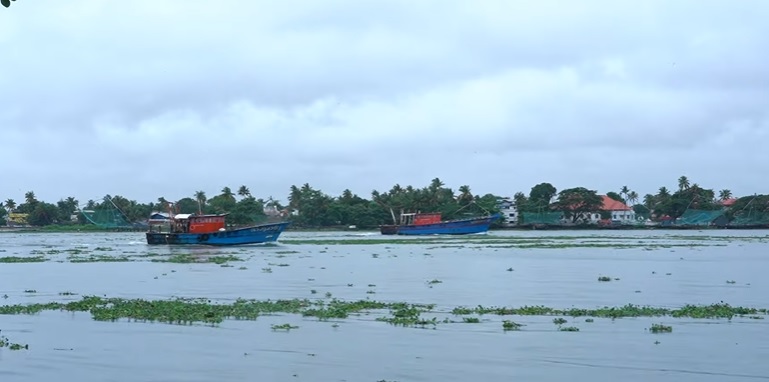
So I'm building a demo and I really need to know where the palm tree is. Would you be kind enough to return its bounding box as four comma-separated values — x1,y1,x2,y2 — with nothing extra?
3,198,16,213
677,176,690,191
429,178,444,191
237,185,251,199
657,187,670,198
643,194,656,209
620,186,630,201
24,191,37,205
718,189,733,200
627,191,639,206
194,191,207,214
220,186,235,201
457,185,473,205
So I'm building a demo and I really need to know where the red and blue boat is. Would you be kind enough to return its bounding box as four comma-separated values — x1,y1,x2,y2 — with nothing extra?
379,212,500,235
146,212,290,246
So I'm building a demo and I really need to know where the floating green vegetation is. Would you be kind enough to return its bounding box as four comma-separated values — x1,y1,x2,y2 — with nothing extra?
0,256,46,263
58,291,77,296
597,276,612,282
649,323,673,333
585,318,594,323
502,320,522,331
271,323,299,331
1,297,766,329
451,302,766,320
69,255,130,263
0,334,28,351
93,247,114,251
274,251,299,255
553,318,567,325
559,326,580,332
375,302,438,327
462,317,480,323
262,267,272,273
238,267,248,270
268,263,290,267
726,280,737,284
427,279,443,285
23,290,37,293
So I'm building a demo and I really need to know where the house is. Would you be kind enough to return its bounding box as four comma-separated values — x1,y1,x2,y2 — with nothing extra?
496,197,518,226
601,196,636,223
720,198,737,208
568,196,636,224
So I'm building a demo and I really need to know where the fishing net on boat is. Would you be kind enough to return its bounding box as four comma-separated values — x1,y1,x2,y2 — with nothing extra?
521,211,562,225
674,209,725,226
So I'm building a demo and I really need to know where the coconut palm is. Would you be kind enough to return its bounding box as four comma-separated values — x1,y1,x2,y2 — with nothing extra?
237,185,251,199
24,191,37,205
718,189,733,200
3,198,16,212
620,185,630,201
220,186,235,201
677,176,690,191
627,191,639,206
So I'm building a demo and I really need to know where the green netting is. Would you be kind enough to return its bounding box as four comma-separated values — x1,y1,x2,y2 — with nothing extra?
674,209,725,226
81,208,132,228
522,211,563,225
731,210,769,226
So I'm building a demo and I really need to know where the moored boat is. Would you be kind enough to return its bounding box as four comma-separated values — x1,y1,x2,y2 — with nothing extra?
146,212,290,246
380,212,501,235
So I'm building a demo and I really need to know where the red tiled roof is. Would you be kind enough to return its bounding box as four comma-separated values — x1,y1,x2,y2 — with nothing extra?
720,198,737,207
601,195,631,211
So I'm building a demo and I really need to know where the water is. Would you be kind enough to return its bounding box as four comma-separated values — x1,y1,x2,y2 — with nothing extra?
1,230,768,381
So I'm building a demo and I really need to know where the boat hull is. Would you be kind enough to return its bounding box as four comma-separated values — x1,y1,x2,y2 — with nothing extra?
380,214,500,235
146,221,291,245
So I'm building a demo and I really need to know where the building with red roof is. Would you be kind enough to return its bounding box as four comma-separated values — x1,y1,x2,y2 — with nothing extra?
571,195,637,224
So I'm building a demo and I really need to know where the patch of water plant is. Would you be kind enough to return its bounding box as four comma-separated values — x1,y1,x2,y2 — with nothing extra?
451,302,768,320
649,323,672,333
0,256,47,263
0,333,29,350
270,323,299,331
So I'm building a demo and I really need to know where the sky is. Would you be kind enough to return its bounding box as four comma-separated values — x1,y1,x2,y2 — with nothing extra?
1,0,768,206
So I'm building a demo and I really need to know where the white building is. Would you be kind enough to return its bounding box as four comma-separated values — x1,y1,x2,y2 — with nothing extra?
497,197,518,226
571,195,636,224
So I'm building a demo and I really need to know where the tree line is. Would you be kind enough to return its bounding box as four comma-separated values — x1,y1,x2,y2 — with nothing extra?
1,176,766,228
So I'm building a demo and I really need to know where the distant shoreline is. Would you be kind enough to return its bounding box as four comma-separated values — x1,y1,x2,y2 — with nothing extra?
2,225,767,234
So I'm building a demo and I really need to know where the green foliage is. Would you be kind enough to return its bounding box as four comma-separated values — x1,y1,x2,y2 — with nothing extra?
606,192,625,203
522,183,557,212
553,187,603,223
1,0,16,9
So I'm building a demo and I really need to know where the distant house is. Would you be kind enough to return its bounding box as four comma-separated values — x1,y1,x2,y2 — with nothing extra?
148,212,171,222
497,197,518,226
567,195,636,224
602,196,636,222
7,213,29,227
720,198,737,208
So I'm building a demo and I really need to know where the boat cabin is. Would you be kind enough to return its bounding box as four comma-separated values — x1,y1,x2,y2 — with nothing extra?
148,213,227,234
400,212,442,226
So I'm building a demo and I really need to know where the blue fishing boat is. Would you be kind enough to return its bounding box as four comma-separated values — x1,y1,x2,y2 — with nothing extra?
146,212,290,246
380,212,501,235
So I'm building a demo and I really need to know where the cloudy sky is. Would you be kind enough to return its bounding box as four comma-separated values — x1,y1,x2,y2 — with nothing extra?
1,0,767,206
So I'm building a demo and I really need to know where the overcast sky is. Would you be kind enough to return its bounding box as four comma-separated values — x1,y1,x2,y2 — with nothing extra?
1,0,767,206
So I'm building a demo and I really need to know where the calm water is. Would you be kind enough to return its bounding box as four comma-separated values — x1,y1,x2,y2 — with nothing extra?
1,230,768,381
